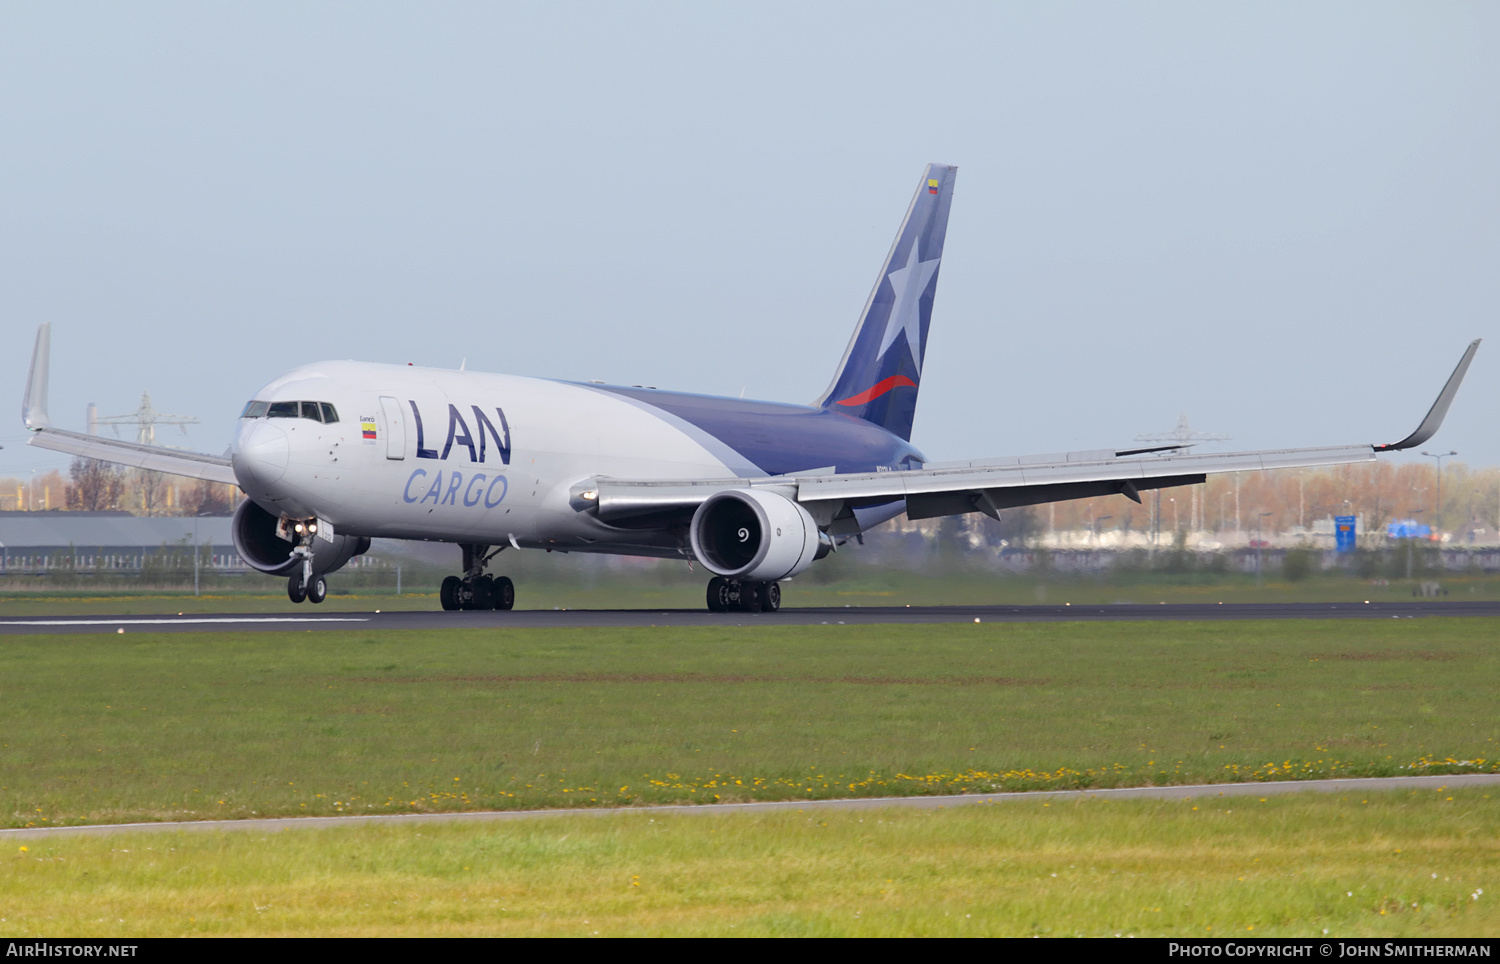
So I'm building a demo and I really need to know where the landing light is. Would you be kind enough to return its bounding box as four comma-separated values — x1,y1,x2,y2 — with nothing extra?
580,490,598,501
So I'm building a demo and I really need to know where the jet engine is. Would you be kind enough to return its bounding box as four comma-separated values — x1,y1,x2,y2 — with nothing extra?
231,499,369,577
689,489,825,582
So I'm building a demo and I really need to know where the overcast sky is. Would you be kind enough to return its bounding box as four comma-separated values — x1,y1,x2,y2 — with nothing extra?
2,2,1495,481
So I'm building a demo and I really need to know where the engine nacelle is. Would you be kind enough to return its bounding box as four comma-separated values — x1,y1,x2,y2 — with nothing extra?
689,489,823,582
231,500,370,577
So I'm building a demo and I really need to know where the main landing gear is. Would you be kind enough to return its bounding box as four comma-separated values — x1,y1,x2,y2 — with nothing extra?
706,576,781,613
439,543,515,612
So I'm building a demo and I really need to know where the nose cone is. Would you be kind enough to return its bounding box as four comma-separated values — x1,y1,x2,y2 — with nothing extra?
233,420,289,495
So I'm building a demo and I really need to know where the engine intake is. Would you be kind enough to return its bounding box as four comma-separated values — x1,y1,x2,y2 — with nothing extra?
689,489,823,582
232,500,369,576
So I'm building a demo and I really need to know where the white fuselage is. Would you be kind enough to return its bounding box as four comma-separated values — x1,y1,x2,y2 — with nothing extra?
232,361,748,557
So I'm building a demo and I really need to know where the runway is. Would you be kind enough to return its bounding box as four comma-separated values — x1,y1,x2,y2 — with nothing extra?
3,773,1494,840
0,600,1497,634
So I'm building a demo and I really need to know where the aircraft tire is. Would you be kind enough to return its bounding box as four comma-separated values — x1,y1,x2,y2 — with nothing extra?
706,576,731,613
474,574,495,611
494,576,515,611
760,581,781,613
738,582,765,613
287,575,307,604
439,575,461,611
307,576,327,604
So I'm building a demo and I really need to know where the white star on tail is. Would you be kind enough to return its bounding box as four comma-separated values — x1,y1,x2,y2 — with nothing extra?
875,240,940,374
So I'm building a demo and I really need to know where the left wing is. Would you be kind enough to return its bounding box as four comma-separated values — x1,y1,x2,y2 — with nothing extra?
22,324,239,485
584,339,1480,532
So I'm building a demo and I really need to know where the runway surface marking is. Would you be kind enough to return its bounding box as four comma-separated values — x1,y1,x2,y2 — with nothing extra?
0,617,370,626
4,773,1495,839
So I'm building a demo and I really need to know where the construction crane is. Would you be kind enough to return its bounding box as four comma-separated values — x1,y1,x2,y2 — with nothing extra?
1133,416,1230,540
1134,414,1229,450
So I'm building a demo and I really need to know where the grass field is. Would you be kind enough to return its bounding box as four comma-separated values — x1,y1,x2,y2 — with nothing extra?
4,615,1497,936
2,620,1496,828
4,790,1496,936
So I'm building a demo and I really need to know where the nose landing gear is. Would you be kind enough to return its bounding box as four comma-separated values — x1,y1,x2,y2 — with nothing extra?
289,573,328,604
439,544,516,611
284,520,328,605
706,576,781,613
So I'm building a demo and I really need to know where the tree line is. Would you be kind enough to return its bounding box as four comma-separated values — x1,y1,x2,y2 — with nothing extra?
0,459,239,516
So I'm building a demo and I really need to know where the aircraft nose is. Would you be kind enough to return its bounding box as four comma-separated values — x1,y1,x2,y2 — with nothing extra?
233,420,289,492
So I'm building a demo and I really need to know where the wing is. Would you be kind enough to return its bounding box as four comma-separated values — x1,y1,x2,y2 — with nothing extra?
585,339,1480,532
22,324,238,485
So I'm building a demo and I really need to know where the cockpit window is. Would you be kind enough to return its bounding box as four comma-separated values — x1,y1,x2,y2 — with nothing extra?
245,400,340,423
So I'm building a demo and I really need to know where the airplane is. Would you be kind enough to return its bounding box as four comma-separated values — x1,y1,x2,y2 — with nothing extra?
21,164,1481,612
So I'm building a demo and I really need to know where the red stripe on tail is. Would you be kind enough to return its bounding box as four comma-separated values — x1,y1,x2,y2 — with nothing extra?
835,375,917,407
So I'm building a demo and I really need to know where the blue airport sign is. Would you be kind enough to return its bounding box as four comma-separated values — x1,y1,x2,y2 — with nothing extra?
1334,515,1356,553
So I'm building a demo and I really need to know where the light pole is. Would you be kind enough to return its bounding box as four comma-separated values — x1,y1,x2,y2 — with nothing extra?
1420,450,1456,535
1256,511,1273,586
1094,514,1113,546
193,513,204,597
1406,508,1425,579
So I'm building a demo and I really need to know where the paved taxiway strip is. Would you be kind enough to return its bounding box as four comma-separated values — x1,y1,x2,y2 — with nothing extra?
0,601,1498,634
0,617,370,627
4,774,1496,840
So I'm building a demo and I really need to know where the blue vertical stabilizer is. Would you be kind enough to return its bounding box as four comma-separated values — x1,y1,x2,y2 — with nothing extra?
813,163,956,441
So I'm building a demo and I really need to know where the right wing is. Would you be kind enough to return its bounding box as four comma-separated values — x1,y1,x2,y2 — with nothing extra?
586,339,1480,533
22,324,238,485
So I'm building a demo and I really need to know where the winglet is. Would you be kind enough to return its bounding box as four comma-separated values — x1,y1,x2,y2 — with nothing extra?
23,323,52,431
1375,339,1481,452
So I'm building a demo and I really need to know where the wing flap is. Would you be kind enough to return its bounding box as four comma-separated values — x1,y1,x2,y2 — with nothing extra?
792,444,1376,503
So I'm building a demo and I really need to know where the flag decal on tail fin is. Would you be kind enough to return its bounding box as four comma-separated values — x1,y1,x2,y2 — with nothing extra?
836,375,918,407
927,179,939,194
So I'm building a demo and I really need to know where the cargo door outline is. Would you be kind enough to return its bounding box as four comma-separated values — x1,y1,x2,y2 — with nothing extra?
379,396,406,460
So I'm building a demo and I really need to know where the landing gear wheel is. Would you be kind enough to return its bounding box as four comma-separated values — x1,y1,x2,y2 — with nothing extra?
306,576,327,605
738,582,764,613
474,574,496,611
440,575,461,611
706,576,731,613
493,576,515,611
759,581,781,613
287,574,307,604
